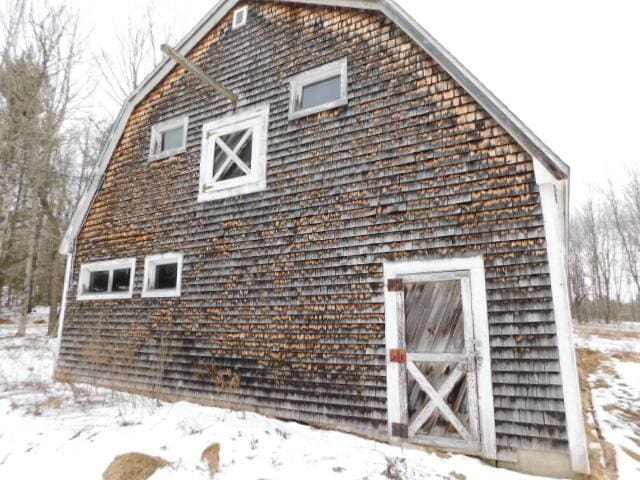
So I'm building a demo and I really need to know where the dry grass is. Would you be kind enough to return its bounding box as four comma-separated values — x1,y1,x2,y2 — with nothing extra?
102,452,169,480
621,447,640,463
27,395,63,416
577,348,619,480
200,442,220,474
603,403,640,425
578,323,640,341
611,351,640,363
0,318,13,325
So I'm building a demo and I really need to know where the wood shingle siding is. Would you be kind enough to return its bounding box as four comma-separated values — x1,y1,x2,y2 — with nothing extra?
58,1,567,463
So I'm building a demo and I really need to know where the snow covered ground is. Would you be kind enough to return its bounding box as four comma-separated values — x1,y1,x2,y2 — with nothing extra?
0,312,638,479
575,323,640,479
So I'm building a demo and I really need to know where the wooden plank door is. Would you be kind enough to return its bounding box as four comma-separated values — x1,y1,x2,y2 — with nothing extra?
398,276,481,453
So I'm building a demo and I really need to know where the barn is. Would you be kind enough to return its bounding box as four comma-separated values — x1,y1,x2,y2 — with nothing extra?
55,0,589,476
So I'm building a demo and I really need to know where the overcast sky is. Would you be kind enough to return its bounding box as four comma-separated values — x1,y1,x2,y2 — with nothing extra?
73,0,640,208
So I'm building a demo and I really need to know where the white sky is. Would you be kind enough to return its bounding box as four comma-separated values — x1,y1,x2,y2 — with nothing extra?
73,0,640,208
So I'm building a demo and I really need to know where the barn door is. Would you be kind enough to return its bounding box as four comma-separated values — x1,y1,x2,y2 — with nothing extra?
388,273,482,453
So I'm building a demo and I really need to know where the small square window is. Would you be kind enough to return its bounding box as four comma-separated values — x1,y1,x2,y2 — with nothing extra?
78,258,135,301
142,253,183,298
149,115,188,161
199,106,269,202
232,6,248,29
289,58,348,120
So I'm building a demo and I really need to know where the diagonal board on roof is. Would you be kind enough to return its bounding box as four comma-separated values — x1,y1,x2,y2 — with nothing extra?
59,0,569,254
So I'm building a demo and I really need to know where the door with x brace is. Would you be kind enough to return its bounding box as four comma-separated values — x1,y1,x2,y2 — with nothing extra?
389,273,481,453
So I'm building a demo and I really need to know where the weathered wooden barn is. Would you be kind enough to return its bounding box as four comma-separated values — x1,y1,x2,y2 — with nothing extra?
55,0,589,476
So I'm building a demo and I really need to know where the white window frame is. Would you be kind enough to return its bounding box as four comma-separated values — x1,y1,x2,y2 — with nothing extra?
288,58,348,120
149,115,189,161
232,6,248,29
77,258,136,301
198,105,269,203
142,253,183,298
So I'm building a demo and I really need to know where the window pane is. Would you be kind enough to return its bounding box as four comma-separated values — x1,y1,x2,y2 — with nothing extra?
88,271,109,293
161,126,184,151
112,268,131,292
301,75,341,110
154,263,178,290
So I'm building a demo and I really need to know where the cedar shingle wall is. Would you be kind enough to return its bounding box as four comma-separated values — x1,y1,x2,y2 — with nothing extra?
58,1,567,461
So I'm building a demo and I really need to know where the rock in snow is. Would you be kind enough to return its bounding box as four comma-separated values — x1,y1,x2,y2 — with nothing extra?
200,443,221,475
103,452,170,480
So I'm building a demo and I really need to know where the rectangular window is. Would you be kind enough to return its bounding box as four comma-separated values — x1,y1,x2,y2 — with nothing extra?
142,253,183,298
232,6,248,29
149,115,188,161
78,258,136,301
198,105,269,202
288,58,348,120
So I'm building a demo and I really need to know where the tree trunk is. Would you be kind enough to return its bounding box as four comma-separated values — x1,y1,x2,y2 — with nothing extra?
0,167,25,293
47,253,62,336
17,210,43,337
28,217,46,312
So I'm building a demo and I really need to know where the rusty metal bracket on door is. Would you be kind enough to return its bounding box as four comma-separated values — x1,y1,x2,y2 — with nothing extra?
389,348,406,363
387,278,403,292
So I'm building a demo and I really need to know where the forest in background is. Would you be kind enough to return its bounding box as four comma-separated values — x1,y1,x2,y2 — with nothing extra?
0,0,638,337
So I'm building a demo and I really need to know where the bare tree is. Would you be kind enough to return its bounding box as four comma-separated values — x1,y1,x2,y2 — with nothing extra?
568,216,588,320
95,1,179,110
0,0,83,336
606,172,640,319
0,0,176,337
570,172,640,323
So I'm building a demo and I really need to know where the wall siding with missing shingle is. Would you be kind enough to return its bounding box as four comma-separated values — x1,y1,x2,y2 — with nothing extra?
57,1,567,462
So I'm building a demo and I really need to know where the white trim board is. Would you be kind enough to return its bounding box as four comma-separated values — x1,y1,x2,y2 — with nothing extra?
59,0,570,254
537,179,590,474
383,256,497,460
53,253,73,376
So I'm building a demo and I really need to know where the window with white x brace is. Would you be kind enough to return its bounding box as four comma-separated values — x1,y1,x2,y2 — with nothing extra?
198,105,269,202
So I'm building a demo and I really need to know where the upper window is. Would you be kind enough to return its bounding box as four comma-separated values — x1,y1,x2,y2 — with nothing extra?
77,258,136,301
232,6,248,29
288,58,348,120
142,253,183,298
149,115,188,161
198,106,269,202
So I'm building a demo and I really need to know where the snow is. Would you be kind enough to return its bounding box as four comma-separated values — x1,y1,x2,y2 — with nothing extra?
575,322,640,479
575,322,640,354
0,318,550,480
1,314,638,479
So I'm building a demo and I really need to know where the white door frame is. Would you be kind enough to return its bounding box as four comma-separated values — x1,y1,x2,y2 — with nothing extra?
383,256,497,460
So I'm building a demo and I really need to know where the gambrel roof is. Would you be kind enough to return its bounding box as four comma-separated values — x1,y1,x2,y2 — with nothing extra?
60,0,570,254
